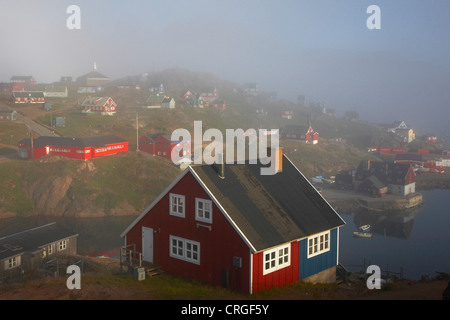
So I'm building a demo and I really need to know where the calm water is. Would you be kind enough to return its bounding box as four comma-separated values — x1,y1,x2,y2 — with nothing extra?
339,189,450,280
1,190,449,280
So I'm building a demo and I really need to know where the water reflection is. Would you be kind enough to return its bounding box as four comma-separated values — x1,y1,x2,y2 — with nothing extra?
352,206,422,240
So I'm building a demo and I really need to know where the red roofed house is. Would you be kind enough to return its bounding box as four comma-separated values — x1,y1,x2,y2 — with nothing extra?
120,150,345,294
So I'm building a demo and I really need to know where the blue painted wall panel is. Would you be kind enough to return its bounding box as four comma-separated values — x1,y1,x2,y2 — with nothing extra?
299,228,338,280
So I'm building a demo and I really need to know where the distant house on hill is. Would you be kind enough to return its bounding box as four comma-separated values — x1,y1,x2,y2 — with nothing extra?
10,76,36,85
145,95,175,109
80,97,117,115
44,85,68,98
0,222,78,280
17,135,128,160
162,97,175,109
76,63,109,87
280,125,318,144
0,110,17,121
139,133,190,161
199,88,217,106
354,160,416,196
12,91,45,104
281,111,293,119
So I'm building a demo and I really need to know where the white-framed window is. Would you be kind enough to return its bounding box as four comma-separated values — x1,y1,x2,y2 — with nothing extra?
48,243,55,255
58,239,68,251
170,193,185,217
263,243,290,275
169,235,200,265
5,256,21,270
195,198,212,223
307,231,330,258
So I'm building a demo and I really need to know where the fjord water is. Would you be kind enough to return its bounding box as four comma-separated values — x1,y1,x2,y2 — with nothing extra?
339,189,450,280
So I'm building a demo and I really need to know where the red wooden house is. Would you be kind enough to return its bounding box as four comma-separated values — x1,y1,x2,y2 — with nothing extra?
17,135,128,160
80,97,117,115
280,125,318,144
121,150,345,294
12,91,45,104
138,133,191,162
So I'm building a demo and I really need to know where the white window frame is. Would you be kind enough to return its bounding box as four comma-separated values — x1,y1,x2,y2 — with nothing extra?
5,256,21,270
169,193,185,218
58,239,68,251
169,235,200,265
195,198,212,223
307,230,330,258
263,243,291,275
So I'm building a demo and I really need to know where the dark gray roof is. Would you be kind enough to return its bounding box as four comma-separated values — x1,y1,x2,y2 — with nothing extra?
18,135,127,149
0,223,78,261
76,70,109,82
280,125,311,135
355,160,413,184
191,156,345,252
12,91,44,98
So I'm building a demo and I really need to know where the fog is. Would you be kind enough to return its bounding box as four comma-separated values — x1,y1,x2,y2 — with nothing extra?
1,0,449,137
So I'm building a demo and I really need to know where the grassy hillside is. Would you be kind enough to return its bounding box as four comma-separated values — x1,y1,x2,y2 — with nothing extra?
0,152,180,218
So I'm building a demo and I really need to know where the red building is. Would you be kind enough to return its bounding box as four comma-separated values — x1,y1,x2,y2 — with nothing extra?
138,133,191,162
280,125,319,144
10,76,36,85
121,150,345,294
17,135,128,160
12,91,45,104
80,97,117,115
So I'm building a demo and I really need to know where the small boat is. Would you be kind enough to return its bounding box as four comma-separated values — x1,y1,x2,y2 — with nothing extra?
353,231,373,238
359,224,371,232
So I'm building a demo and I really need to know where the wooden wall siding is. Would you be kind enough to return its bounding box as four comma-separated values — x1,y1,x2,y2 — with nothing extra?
251,241,299,294
299,228,338,280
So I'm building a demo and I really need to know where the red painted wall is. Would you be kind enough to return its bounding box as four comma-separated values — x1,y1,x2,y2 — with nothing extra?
125,171,252,293
19,142,127,160
251,241,299,294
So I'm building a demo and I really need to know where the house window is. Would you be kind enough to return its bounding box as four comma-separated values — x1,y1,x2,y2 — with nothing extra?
5,256,21,269
263,244,290,275
195,198,212,223
170,193,185,217
169,235,200,264
307,231,330,258
58,239,68,251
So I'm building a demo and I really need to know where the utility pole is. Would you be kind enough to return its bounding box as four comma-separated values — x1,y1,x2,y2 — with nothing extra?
136,113,139,151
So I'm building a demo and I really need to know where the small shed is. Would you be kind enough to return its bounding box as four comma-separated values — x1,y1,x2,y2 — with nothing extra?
53,117,66,127
0,110,17,121
42,103,52,110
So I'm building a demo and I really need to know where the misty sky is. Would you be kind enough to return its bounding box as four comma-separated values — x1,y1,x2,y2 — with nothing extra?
1,0,449,136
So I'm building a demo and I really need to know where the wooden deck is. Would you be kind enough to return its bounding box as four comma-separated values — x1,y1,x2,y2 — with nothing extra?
119,244,163,277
